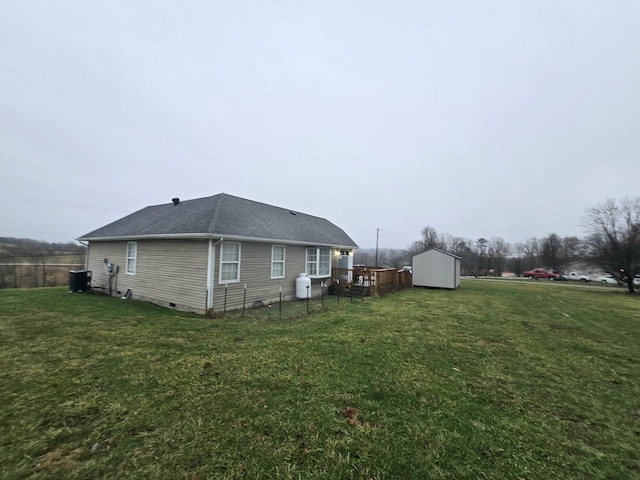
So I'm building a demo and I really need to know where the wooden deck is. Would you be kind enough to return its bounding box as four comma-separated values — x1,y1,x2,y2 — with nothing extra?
331,266,412,297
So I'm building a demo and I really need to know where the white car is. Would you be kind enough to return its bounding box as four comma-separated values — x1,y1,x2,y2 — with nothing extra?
561,272,591,282
597,275,618,285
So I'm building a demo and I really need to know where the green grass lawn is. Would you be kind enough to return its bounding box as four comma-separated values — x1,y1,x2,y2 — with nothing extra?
1,282,639,479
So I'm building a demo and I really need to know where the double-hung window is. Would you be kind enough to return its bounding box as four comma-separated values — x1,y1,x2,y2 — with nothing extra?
220,242,241,283
306,247,331,277
126,242,137,275
271,245,285,278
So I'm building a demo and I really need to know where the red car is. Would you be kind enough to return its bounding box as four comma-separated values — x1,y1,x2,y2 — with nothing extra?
522,268,560,280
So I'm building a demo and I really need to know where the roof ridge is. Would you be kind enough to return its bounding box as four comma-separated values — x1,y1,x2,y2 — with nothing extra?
207,193,225,233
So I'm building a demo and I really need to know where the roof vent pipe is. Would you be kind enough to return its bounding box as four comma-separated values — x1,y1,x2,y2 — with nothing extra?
172,198,180,206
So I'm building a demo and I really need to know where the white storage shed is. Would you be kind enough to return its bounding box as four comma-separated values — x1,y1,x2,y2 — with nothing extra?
412,248,461,289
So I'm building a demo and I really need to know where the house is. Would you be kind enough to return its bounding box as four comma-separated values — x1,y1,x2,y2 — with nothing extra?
78,193,358,313
412,248,461,289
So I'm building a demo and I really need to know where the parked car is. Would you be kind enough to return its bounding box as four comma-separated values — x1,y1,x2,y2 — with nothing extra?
624,275,640,286
596,274,640,286
597,274,619,285
522,268,560,280
561,272,591,282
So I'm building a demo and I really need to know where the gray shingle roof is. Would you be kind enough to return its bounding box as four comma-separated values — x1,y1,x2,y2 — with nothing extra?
78,193,358,248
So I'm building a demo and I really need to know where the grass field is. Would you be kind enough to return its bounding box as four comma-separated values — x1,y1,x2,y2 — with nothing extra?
1,282,639,479
0,254,85,289
0,254,85,265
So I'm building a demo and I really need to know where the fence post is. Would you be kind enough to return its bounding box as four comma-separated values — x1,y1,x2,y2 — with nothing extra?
242,284,247,317
279,286,282,320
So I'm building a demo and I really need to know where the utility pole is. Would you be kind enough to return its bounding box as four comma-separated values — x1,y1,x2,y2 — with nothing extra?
375,228,380,267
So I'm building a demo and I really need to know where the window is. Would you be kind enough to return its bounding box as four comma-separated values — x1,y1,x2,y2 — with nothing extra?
319,248,330,275
219,242,240,283
306,247,317,276
306,247,331,277
126,242,137,275
271,245,285,278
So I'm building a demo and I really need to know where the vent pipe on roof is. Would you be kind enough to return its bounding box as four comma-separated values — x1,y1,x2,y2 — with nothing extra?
172,198,180,206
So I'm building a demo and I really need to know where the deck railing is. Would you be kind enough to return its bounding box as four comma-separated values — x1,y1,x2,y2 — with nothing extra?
331,267,412,297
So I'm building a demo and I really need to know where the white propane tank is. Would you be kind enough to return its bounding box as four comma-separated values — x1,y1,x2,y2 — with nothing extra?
295,273,311,299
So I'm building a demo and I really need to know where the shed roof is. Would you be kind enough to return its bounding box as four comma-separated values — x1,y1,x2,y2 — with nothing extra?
413,248,461,259
78,193,358,248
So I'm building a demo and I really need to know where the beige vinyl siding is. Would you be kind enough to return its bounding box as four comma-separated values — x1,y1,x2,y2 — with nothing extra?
87,240,346,314
210,242,305,311
86,242,128,291
87,240,209,312
209,242,333,311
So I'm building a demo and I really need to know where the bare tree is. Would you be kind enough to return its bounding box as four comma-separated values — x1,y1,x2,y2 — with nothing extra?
540,233,563,272
409,226,445,255
560,236,584,265
507,244,525,277
521,237,540,271
582,197,640,293
473,238,488,276
487,237,510,276
444,236,475,275
507,238,539,276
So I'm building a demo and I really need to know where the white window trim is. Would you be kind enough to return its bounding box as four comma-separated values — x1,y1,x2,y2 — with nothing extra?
219,242,241,283
271,245,285,279
126,241,137,275
306,247,331,278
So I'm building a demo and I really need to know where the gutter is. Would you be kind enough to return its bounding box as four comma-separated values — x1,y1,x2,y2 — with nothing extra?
77,240,89,270
206,237,224,312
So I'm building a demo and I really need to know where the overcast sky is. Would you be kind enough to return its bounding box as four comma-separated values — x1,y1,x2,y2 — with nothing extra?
1,1,638,249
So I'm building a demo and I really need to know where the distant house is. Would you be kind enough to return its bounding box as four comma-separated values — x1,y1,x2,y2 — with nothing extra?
412,249,461,289
78,193,358,313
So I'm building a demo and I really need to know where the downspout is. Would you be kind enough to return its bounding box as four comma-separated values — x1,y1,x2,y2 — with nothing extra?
206,237,224,312
78,241,89,270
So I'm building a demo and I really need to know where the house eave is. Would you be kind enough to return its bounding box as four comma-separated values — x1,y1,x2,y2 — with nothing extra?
77,233,358,249
76,233,213,242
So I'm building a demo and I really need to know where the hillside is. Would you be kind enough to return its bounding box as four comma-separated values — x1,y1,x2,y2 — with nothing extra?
0,237,85,257
0,238,86,288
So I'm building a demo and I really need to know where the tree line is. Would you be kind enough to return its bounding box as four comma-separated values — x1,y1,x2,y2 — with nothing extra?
406,228,584,278
355,198,640,294
0,237,86,255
